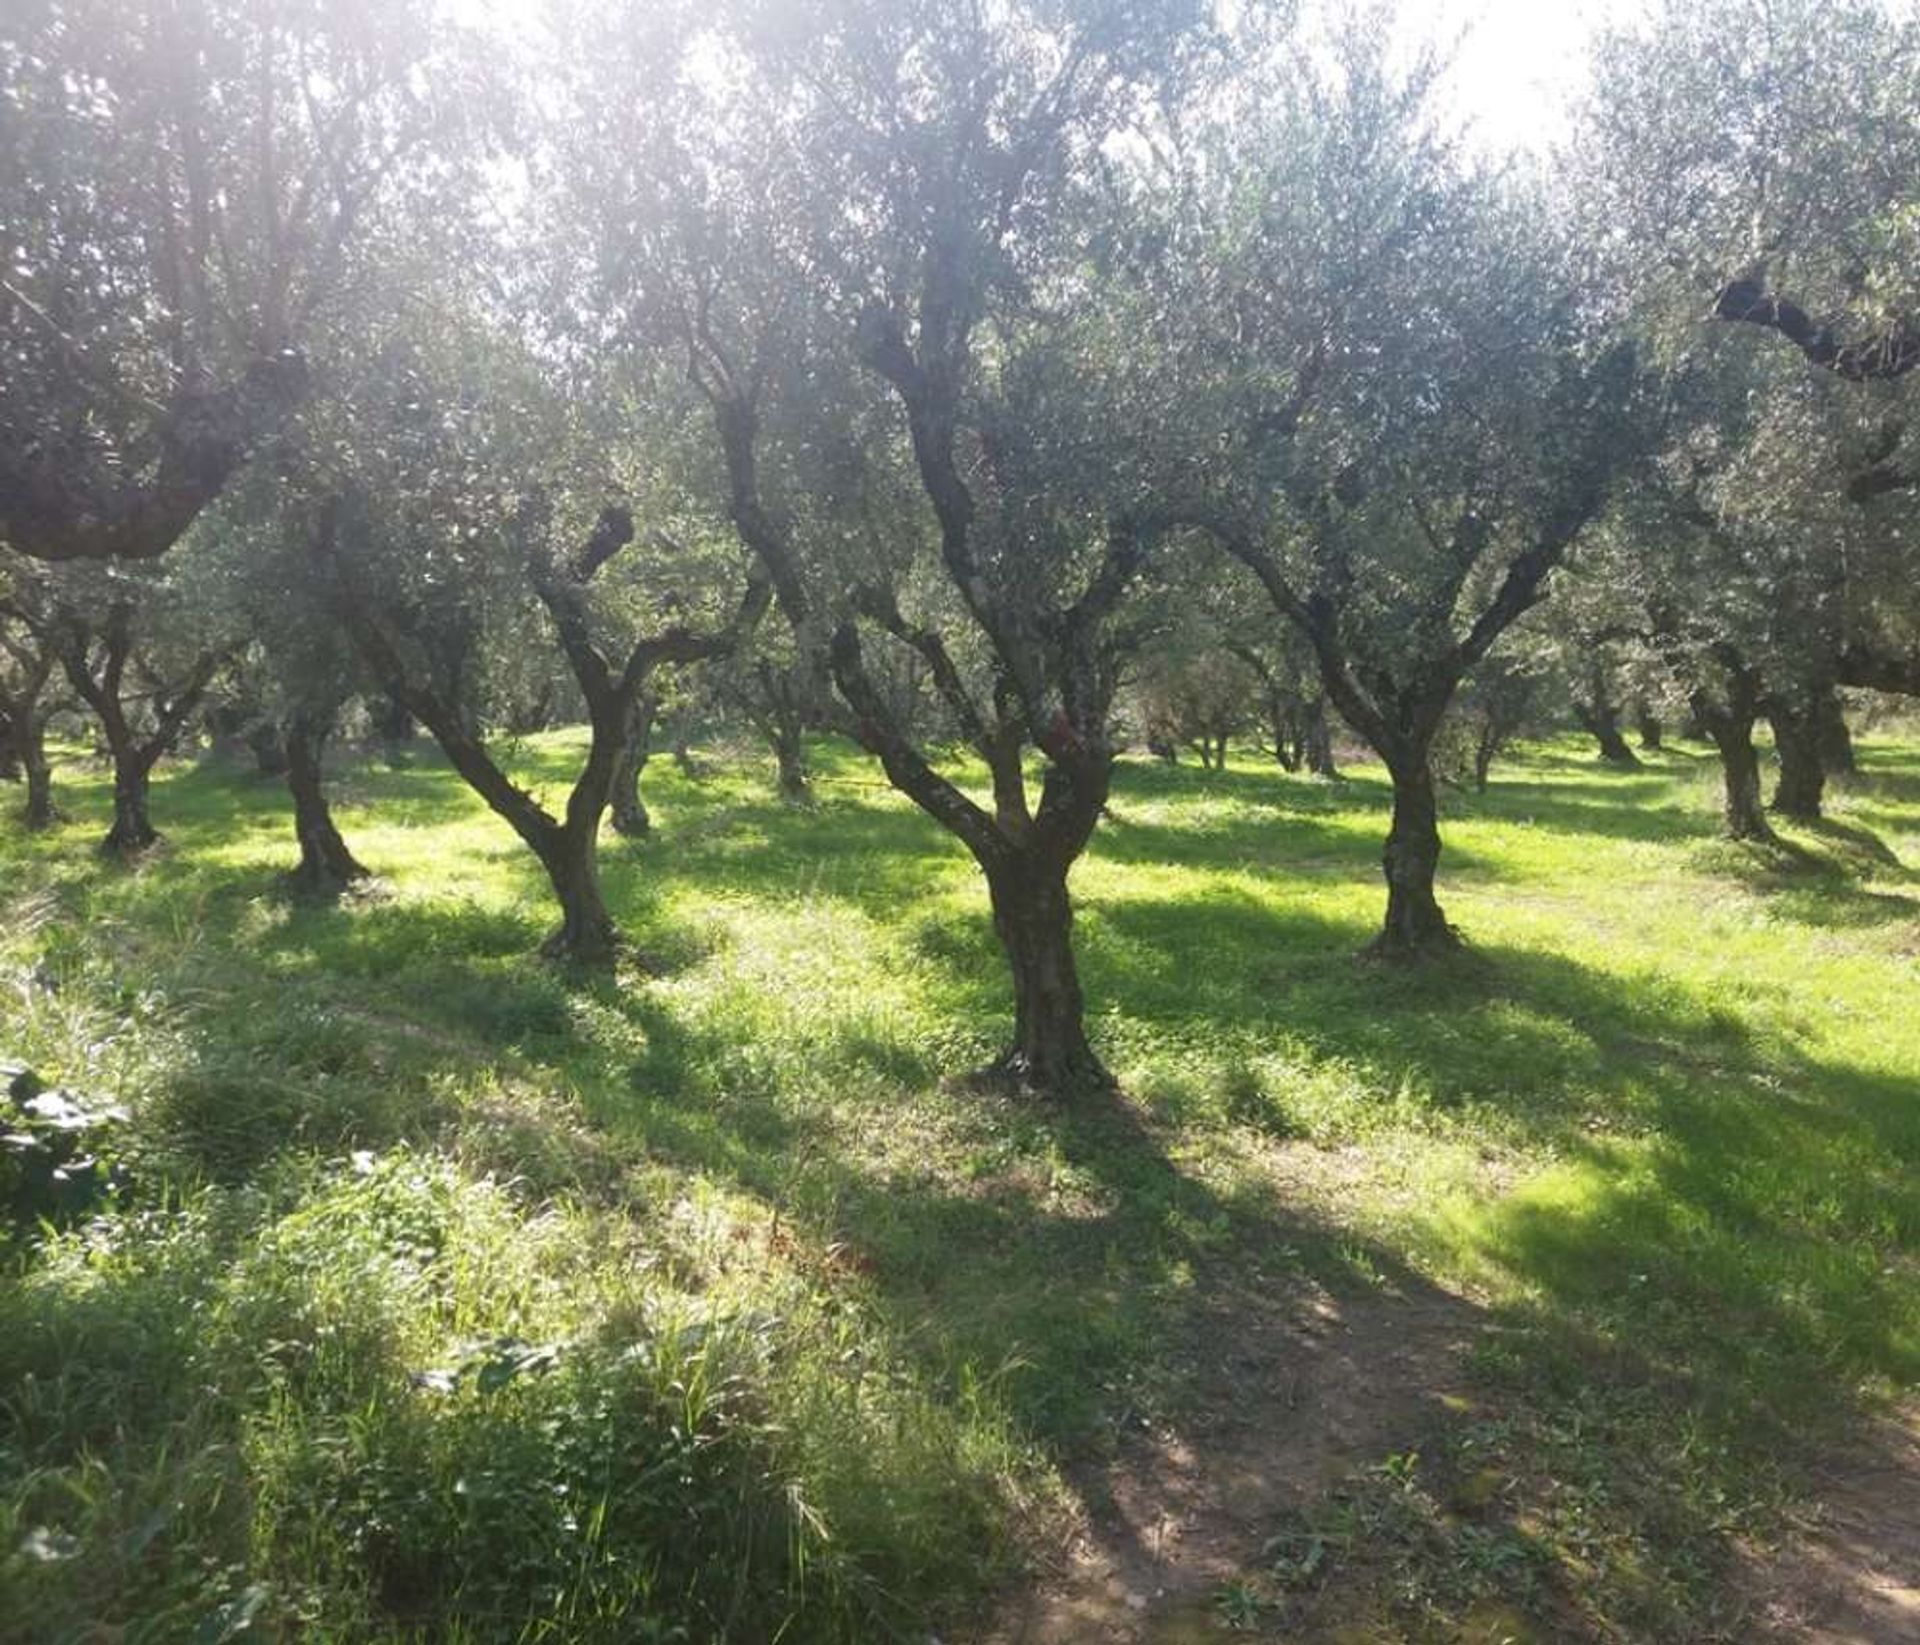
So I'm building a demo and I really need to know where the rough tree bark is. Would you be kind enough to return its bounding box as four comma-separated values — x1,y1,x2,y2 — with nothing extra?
772,713,810,801
1694,676,1775,842
609,690,656,837
1816,690,1855,775
283,713,370,896
1300,697,1339,778
1267,696,1300,771
1766,691,1826,821
1379,749,1458,952
983,850,1103,1091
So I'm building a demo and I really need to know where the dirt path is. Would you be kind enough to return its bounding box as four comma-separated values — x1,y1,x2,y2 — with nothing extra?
982,1273,1481,1644
1749,1402,1920,1644
981,1277,1920,1645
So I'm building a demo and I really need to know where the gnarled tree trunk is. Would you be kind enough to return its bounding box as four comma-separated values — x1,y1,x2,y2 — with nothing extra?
984,850,1105,1092
9,714,55,829
1574,676,1639,766
1374,751,1458,956
1635,707,1663,751
1766,696,1825,821
772,712,810,802
1696,690,1774,841
609,691,655,837
104,751,159,854
1301,697,1338,778
284,716,370,896
534,820,620,966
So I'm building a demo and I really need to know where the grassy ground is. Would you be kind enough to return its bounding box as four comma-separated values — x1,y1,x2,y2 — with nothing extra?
0,729,1915,1642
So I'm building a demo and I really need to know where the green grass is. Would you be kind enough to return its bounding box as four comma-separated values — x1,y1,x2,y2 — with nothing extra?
0,729,1915,1641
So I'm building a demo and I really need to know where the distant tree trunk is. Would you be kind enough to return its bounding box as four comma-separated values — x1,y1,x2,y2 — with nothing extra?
1636,707,1663,751
1696,688,1775,841
1148,735,1177,763
1374,750,1458,955
1767,696,1826,821
1472,725,1498,791
373,694,414,753
283,715,369,896
0,712,16,782
8,711,55,829
248,721,288,776
773,713,810,801
672,727,698,778
1301,699,1338,778
22,751,54,829
1816,690,1856,776
983,850,1105,1092
609,691,655,837
1574,676,1639,766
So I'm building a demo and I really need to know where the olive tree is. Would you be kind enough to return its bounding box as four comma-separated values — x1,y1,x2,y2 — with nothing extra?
1154,27,1643,954
1580,0,1920,711
556,0,1204,1087
308,313,766,964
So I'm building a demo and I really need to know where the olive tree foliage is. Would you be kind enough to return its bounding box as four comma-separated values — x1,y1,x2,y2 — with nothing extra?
550,0,1211,1090
1578,0,1920,699
1138,21,1645,954
0,0,494,568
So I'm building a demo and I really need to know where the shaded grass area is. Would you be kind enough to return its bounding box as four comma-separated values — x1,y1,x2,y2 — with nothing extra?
0,730,1916,1641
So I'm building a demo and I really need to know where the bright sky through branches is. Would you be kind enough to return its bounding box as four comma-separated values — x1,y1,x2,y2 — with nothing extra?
456,0,1638,155
1419,0,1638,153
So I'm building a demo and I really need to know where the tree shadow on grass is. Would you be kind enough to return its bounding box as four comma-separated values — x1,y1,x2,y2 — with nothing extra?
1689,828,1917,930
11,734,1917,1641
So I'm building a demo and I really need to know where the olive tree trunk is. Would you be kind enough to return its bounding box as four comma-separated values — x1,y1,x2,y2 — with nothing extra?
1574,693,1639,766
609,691,655,837
1698,696,1775,841
1766,698,1825,821
534,819,620,966
284,716,370,896
1816,690,1855,776
1301,697,1339,778
1375,751,1458,955
104,750,160,854
772,713,810,803
983,851,1104,1091
21,738,54,829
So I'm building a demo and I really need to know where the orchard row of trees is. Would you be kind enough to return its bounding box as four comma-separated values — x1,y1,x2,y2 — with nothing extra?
2,0,1915,1091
